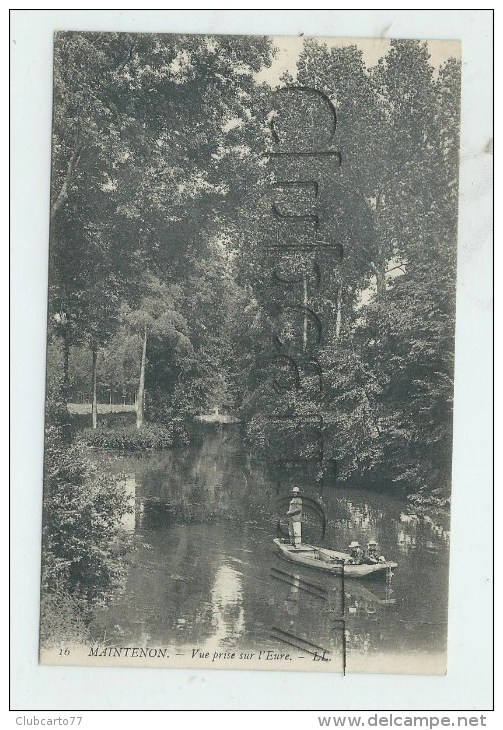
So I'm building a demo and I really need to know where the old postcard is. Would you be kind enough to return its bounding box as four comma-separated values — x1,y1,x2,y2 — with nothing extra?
40,32,461,675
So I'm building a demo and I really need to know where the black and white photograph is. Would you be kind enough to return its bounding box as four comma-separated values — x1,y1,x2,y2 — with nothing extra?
39,30,463,676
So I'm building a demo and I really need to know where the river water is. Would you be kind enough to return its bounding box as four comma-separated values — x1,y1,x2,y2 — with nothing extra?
91,424,450,674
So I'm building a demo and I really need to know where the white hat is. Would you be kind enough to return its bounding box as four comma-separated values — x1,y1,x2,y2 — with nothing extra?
292,486,300,494
349,541,360,548
367,539,378,546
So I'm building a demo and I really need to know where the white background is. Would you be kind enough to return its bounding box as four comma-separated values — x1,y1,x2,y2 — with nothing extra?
9,5,494,714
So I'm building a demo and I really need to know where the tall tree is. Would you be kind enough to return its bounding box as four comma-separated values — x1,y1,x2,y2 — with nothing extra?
236,40,460,502
122,277,191,429
48,32,274,420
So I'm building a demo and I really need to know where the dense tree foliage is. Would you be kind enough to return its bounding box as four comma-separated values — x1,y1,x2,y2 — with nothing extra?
233,40,460,506
48,31,272,423
46,34,460,509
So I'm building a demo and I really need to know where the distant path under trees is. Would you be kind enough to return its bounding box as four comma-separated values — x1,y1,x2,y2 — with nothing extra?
67,403,136,415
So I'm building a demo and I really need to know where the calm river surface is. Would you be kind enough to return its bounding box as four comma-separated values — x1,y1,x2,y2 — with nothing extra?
91,424,450,674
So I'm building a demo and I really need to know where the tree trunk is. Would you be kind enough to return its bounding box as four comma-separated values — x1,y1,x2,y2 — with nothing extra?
59,336,72,442
302,273,308,352
91,348,98,430
375,264,386,298
335,283,343,340
51,143,83,220
374,221,387,299
136,328,147,430
62,337,70,403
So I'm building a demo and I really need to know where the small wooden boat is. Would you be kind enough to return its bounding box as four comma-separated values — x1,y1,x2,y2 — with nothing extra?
273,538,397,579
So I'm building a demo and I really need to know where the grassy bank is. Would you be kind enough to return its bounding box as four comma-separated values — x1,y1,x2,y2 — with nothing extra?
78,423,176,450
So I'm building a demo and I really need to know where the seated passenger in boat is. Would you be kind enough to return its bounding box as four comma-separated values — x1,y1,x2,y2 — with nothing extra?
346,541,364,565
364,539,386,564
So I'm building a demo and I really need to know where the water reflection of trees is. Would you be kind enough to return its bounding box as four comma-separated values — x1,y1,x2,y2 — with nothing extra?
396,513,450,555
111,427,277,526
317,492,450,558
90,431,449,657
199,564,245,648
108,447,452,565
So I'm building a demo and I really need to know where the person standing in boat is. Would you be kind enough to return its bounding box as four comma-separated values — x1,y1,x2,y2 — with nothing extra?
287,486,303,548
